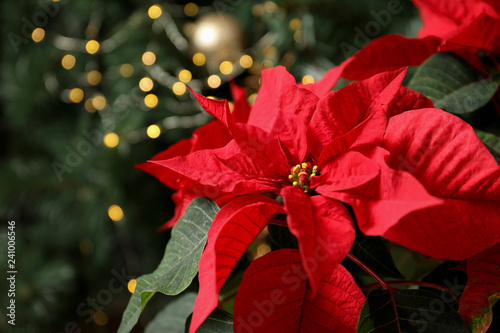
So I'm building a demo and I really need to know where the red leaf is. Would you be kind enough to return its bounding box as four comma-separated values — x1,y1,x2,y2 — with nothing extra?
190,195,284,333
230,80,251,124
281,187,355,295
458,243,500,333
233,249,365,333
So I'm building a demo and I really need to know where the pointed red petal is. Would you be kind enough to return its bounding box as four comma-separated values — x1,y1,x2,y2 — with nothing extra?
301,59,352,98
190,195,284,333
458,243,500,333
233,249,365,333
281,187,355,295
230,81,251,123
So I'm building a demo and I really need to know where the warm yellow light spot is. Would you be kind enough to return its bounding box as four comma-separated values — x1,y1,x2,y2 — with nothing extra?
302,75,315,85
61,54,76,70
69,88,84,103
262,59,274,69
289,18,302,31
192,52,206,66
85,40,100,54
79,239,94,254
147,124,161,139
178,69,192,83
139,77,154,92
87,70,102,85
219,61,233,75
120,63,134,77
108,205,124,221
239,55,253,69
228,101,234,112
148,4,163,19
294,30,303,43
172,82,186,95
144,94,158,108
31,28,45,42
184,2,199,16
256,244,272,258
127,279,137,293
94,311,109,326
252,4,264,16
248,93,257,104
263,45,278,59
103,132,119,148
92,95,106,110
84,99,96,113
207,74,221,89
142,51,156,66
263,1,279,13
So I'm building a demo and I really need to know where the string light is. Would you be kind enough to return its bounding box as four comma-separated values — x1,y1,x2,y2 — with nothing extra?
178,69,192,83
127,279,137,293
184,3,198,17
87,70,102,85
219,61,233,75
108,205,124,221
207,74,221,89
302,75,315,85
144,94,158,108
31,28,45,42
142,51,156,66
289,18,302,31
239,55,253,69
103,132,119,148
120,63,134,77
192,52,206,66
84,99,96,113
61,54,76,70
248,93,257,104
294,30,303,43
139,77,154,92
172,82,186,95
148,5,163,19
69,88,84,103
147,124,161,138
94,311,109,326
92,95,106,110
85,40,100,54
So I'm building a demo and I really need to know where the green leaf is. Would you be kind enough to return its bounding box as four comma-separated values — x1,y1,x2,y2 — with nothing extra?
357,289,469,333
476,130,500,165
343,232,403,279
407,53,500,114
145,293,197,333
185,308,233,333
118,198,220,333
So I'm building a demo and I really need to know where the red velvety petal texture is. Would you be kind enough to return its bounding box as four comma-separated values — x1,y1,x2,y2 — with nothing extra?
233,249,365,333
380,109,500,259
189,195,284,333
458,243,500,333
281,187,355,295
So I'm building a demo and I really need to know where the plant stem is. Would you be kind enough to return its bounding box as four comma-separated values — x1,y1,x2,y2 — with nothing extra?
361,280,458,303
346,253,390,290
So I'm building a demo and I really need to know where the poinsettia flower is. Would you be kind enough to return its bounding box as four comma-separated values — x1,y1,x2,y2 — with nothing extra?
317,0,500,85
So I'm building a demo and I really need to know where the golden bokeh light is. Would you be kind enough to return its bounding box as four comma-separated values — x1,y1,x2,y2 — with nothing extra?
69,88,84,103
139,77,154,92
147,124,161,139
148,5,163,19
144,94,158,108
248,93,257,104
219,61,233,75
239,55,253,69
184,2,199,17
92,95,106,110
84,99,96,113
61,54,76,70
108,205,124,221
85,40,100,54
172,82,186,96
256,244,272,258
289,18,302,31
103,132,119,148
142,51,156,66
302,75,315,85
87,70,102,85
94,311,109,326
178,69,192,83
192,52,206,66
207,74,221,89
120,63,134,77
127,279,137,293
31,28,45,42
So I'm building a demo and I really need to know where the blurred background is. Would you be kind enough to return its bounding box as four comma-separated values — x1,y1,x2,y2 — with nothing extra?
0,0,421,332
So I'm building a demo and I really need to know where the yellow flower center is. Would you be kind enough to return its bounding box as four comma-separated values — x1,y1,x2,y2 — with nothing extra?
288,162,319,193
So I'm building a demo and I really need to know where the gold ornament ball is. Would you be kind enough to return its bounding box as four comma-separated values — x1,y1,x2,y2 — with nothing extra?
190,13,245,71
